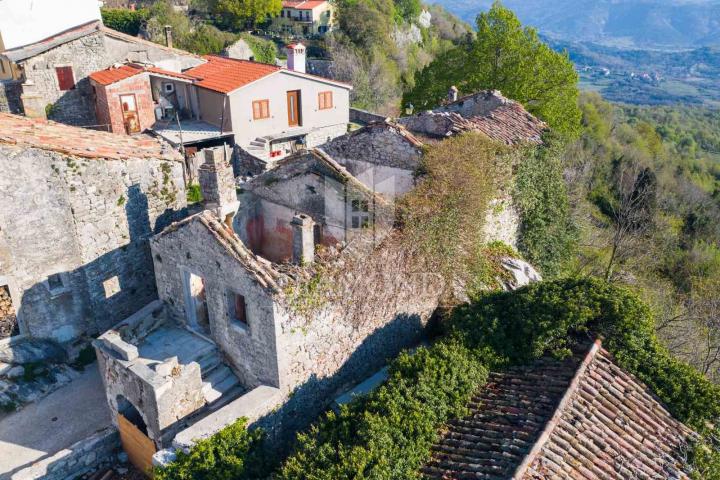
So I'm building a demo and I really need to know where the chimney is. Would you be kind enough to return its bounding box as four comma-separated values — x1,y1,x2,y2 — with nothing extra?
448,85,459,103
198,146,240,226
286,43,306,74
164,25,173,49
291,214,315,265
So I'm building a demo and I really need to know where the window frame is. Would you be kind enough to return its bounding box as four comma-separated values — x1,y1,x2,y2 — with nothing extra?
318,91,333,110
227,290,249,329
252,99,270,120
55,65,76,91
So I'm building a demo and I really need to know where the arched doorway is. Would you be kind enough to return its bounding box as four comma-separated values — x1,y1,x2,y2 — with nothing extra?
116,396,156,476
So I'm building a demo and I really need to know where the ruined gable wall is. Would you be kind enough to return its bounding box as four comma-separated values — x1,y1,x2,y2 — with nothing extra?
0,145,186,343
151,220,281,389
21,31,110,126
264,236,444,439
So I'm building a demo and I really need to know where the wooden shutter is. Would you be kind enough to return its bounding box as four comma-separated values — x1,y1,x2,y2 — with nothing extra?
319,91,333,110
253,100,269,120
234,294,247,324
55,66,75,91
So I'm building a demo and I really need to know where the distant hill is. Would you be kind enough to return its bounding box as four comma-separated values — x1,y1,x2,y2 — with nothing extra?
430,0,720,49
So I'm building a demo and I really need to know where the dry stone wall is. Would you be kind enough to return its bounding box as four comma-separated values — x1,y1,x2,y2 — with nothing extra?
0,81,23,115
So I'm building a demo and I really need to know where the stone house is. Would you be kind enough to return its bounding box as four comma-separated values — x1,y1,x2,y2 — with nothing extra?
236,149,393,263
93,145,443,467
0,0,204,127
271,0,336,37
322,120,425,200
0,112,187,345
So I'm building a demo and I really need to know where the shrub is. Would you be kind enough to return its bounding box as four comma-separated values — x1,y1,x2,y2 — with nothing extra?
239,33,278,64
154,418,268,480
448,278,720,429
187,183,203,204
278,342,488,479
514,135,578,277
101,8,149,36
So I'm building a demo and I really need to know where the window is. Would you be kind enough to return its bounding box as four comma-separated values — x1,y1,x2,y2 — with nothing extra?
281,9,285,17
46,273,69,296
55,66,75,91
351,199,370,229
252,99,270,120
318,91,333,110
103,276,121,299
228,292,248,326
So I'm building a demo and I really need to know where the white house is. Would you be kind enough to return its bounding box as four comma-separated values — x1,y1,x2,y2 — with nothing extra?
184,44,351,165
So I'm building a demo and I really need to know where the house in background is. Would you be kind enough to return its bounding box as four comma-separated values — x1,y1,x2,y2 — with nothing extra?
181,47,351,167
272,0,335,37
0,0,204,126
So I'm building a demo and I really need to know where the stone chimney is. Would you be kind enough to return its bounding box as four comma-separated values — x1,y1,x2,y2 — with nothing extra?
286,43,306,74
164,25,173,49
198,146,239,226
448,85,459,103
291,214,315,265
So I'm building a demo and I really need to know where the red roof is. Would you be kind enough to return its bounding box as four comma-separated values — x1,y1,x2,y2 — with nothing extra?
183,56,280,94
0,113,181,161
282,0,327,10
89,64,194,86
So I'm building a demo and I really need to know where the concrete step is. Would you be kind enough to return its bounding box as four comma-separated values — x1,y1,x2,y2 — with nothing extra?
249,140,267,148
201,364,240,404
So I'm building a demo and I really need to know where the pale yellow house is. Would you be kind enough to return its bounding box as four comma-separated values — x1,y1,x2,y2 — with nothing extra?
272,0,335,37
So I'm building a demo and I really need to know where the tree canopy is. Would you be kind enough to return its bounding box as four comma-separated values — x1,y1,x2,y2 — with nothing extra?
202,0,282,30
402,1,582,138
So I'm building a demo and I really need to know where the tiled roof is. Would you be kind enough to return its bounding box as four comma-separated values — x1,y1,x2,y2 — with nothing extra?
399,91,547,146
3,20,101,63
89,63,194,86
424,340,695,480
282,0,328,10
0,112,181,161
184,55,280,94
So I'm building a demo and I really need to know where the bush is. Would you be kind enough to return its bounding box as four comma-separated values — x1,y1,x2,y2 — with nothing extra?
278,342,488,479
448,278,720,429
239,33,278,64
514,135,578,277
101,8,149,36
154,418,268,480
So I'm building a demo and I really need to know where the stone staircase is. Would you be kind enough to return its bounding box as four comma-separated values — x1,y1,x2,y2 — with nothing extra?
244,137,270,162
196,348,242,405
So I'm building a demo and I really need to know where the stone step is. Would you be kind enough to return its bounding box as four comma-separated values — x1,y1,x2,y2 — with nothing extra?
249,140,267,148
201,364,240,404
195,349,221,376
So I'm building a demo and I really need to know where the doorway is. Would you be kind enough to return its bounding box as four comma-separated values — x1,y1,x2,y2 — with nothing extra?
183,271,210,334
120,94,141,134
287,90,301,127
117,396,156,476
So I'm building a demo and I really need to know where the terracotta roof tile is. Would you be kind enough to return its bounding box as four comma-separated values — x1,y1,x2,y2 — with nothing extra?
0,113,181,161
89,63,194,86
282,0,328,9
423,341,695,480
184,55,280,94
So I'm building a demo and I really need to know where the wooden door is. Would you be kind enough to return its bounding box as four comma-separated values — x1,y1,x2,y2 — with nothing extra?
287,90,301,127
118,413,156,476
120,94,141,134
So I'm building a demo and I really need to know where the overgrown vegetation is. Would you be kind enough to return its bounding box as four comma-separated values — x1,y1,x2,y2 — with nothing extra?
186,183,203,204
154,418,268,480
101,8,149,36
278,278,720,478
398,133,510,284
513,133,578,277
278,342,487,479
403,1,582,138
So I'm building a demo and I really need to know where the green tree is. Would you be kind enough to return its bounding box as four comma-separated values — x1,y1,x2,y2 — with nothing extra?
209,0,282,30
101,8,149,36
403,1,581,138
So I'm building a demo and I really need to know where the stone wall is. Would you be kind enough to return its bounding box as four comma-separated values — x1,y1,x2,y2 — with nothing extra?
20,31,110,126
0,80,23,115
0,145,186,343
349,107,387,125
305,123,349,149
5,427,119,480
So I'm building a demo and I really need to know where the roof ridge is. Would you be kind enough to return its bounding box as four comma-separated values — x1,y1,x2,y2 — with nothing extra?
510,338,603,480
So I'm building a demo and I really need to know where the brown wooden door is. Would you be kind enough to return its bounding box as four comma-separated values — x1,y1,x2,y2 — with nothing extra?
118,413,156,476
287,90,301,127
120,94,141,134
